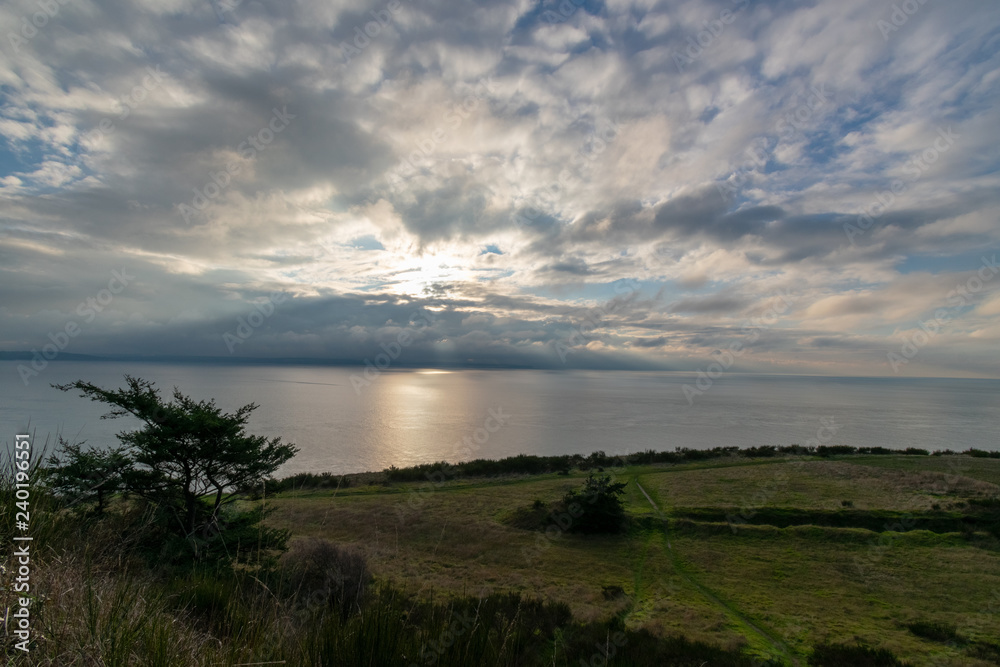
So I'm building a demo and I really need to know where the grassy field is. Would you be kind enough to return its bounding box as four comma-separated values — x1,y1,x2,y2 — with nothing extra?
846,454,1000,487
267,455,1000,666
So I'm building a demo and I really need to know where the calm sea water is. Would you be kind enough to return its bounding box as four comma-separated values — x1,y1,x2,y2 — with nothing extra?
1,361,998,476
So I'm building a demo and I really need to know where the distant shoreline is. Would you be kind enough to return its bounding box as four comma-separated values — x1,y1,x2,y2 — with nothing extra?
3,353,999,380
269,445,1000,491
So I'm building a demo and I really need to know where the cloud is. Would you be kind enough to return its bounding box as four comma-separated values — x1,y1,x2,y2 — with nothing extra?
1,0,999,377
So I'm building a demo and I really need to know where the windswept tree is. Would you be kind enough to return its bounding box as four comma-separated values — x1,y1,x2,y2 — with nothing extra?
53,375,298,563
46,439,129,515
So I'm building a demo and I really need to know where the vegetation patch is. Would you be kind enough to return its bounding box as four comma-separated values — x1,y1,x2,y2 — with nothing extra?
905,620,964,644
369,446,993,486
809,642,910,666
672,506,1000,536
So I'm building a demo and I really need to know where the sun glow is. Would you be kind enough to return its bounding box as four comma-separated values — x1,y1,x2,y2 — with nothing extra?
384,250,476,298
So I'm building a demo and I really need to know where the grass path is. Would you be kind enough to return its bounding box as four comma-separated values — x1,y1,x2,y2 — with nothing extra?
634,475,802,666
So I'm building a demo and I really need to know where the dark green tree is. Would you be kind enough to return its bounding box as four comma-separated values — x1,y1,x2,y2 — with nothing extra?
53,375,298,563
563,473,628,534
45,438,129,515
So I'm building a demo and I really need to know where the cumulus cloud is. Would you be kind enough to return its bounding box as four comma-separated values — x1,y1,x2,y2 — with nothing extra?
1,0,999,377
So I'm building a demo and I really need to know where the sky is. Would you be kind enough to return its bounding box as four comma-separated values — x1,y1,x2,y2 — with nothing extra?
1,0,999,377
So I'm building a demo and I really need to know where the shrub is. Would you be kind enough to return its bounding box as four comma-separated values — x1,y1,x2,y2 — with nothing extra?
561,623,758,666
280,538,370,615
601,584,626,600
563,473,628,534
967,449,1000,459
810,642,910,666
905,620,962,643
817,445,855,457
968,640,1000,662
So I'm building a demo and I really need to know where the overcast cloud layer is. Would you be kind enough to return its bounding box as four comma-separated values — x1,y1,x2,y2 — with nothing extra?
2,0,999,377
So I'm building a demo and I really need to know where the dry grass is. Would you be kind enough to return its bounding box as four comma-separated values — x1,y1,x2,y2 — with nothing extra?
272,477,645,623
265,458,1000,666
1,553,237,665
848,455,1000,486
642,458,999,512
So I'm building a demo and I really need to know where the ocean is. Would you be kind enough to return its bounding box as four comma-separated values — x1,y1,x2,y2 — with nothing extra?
2,361,998,476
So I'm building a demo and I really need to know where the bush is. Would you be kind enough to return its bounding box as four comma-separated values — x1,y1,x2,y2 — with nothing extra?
561,622,758,666
563,473,628,534
905,620,963,643
363,444,952,487
817,445,855,457
810,642,910,666
967,449,1000,459
601,584,626,600
968,640,1000,662
280,538,370,615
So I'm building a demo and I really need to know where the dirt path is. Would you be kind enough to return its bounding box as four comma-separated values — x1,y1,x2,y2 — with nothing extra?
634,477,801,666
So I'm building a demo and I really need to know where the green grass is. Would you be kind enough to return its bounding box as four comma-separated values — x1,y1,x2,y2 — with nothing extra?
265,456,1000,666
844,455,1000,486
641,458,999,511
